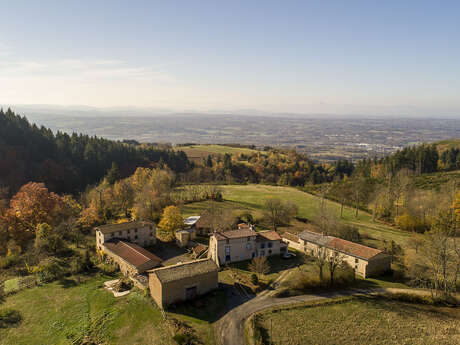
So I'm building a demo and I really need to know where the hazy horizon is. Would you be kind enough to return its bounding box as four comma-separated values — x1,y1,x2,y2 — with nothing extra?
1,1,460,117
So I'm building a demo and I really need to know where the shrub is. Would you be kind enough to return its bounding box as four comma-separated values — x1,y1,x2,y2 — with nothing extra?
97,262,118,276
36,258,65,283
0,309,22,328
0,255,20,269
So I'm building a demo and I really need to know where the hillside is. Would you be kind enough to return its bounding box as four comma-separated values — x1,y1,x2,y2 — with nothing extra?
0,108,191,194
181,184,410,249
173,144,263,163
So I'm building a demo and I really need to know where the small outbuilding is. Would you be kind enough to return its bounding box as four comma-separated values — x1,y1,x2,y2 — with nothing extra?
148,258,218,309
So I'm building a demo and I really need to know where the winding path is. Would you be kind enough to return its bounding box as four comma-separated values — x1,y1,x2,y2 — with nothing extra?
213,287,430,345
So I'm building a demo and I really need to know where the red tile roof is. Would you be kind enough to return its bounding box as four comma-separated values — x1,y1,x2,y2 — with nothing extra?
281,232,300,243
257,230,281,241
327,237,382,260
214,228,257,240
104,241,162,268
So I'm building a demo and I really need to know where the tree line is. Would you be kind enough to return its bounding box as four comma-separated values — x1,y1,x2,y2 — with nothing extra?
0,108,192,195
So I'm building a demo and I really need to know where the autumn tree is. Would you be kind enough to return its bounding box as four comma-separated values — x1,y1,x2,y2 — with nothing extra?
3,182,69,249
248,256,270,279
157,206,184,241
263,198,298,231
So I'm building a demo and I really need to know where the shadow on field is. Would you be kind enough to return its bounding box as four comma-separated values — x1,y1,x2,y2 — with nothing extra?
58,278,78,288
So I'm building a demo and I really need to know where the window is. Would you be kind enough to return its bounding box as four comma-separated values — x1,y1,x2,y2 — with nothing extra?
260,250,265,257
260,243,265,249
268,249,272,255
355,258,359,264
135,228,138,233
135,235,138,240
225,255,231,262
268,242,273,248
225,246,231,254
246,243,252,249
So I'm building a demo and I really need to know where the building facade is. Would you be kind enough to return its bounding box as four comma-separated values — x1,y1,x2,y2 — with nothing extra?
149,259,218,309
96,221,156,251
209,226,287,266
282,230,391,278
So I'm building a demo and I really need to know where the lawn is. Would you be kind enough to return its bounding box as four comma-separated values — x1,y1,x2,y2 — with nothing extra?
175,144,262,163
254,296,460,345
0,275,174,345
181,184,410,248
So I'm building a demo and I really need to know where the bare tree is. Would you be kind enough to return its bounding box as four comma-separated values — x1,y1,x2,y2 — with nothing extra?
327,251,344,286
263,198,298,231
248,256,270,279
312,246,328,282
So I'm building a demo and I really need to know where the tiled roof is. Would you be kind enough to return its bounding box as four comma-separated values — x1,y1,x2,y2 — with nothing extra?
149,258,218,284
103,241,162,268
299,230,332,246
96,221,154,234
281,232,300,243
214,228,257,240
327,237,383,260
257,230,281,241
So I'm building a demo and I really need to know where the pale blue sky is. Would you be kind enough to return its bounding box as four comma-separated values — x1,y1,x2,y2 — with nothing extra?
0,0,459,115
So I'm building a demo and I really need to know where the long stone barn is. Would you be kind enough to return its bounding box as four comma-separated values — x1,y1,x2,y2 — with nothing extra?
282,230,391,278
148,258,218,309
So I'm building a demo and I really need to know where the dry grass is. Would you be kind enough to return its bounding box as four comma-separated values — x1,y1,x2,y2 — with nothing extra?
255,296,460,345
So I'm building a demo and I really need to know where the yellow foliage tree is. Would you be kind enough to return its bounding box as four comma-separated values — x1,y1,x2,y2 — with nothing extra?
157,206,184,241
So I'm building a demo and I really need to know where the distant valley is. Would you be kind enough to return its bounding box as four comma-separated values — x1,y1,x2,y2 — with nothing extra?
24,110,460,162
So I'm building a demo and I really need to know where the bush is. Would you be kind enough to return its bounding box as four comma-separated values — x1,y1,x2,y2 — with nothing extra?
250,273,259,286
97,262,118,276
0,309,22,328
0,255,20,269
36,258,65,283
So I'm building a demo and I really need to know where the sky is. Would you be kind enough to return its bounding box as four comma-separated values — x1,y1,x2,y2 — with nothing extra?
0,0,459,116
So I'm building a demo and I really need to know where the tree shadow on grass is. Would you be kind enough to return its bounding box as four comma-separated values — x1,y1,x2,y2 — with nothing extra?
58,278,78,289
0,309,22,329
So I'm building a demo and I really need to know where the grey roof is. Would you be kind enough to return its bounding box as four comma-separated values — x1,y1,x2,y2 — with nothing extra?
149,258,218,284
96,221,154,234
184,216,201,226
298,230,332,246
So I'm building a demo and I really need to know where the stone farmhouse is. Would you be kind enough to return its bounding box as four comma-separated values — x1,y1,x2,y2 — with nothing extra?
103,240,162,276
96,221,156,251
149,258,218,308
282,230,391,278
209,224,287,266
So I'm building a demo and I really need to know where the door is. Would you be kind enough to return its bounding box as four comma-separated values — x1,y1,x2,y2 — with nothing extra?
185,286,197,300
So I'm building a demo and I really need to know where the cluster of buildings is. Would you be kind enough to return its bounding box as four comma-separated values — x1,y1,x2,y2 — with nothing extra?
95,216,391,308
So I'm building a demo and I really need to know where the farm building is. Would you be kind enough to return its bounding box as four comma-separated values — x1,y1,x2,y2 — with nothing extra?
96,221,156,251
282,230,391,278
148,258,218,308
209,225,287,266
103,240,162,276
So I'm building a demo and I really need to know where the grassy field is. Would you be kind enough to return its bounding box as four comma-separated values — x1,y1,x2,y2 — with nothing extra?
0,275,175,345
254,296,460,345
181,184,410,248
174,144,262,162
